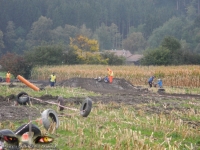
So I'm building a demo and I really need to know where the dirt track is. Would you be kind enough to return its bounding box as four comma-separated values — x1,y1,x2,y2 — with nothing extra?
1,77,200,122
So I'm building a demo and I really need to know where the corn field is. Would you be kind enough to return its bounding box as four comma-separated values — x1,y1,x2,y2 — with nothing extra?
31,65,200,88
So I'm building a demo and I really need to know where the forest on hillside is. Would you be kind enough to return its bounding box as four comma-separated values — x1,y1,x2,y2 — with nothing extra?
0,0,200,60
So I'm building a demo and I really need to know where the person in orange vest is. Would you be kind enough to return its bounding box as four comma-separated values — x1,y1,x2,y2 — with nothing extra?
107,68,114,83
6,71,11,83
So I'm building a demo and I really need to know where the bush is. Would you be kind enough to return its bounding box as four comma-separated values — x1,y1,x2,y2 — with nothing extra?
0,52,33,78
101,52,125,65
63,48,79,64
24,45,65,66
141,47,171,65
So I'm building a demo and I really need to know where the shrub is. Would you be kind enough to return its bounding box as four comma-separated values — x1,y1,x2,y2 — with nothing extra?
24,45,64,66
101,52,125,65
0,52,33,78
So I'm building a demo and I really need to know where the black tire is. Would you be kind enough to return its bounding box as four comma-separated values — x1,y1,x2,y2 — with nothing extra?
17,92,30,105
157,88,165,93
41,109,59,131
80,97,92,117
0,129,16,137
0,129,19,148
14,124,41,138
39,87,45,91
0,77,2,82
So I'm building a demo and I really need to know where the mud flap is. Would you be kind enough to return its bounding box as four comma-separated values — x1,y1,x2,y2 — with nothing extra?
80,97,92,117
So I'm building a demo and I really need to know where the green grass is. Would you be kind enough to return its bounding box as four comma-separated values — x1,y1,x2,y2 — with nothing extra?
54,103,200,149
1,84,200,149
0,82,99,98
0,71,14,79
0,71,5,77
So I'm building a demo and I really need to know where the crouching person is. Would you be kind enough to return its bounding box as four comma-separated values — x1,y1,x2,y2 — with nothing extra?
104,76,109,83
157,79,163,88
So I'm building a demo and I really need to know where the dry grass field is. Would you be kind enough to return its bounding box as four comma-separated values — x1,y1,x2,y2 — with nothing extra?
31,65,200,88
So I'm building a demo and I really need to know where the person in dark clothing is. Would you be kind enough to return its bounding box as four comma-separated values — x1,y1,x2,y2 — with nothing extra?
148,76,154,88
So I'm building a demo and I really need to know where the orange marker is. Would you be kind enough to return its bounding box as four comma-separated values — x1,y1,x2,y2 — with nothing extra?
21,133,29,141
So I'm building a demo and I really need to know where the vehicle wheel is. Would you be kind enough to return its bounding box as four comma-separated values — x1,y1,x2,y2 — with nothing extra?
14,124,41,138
80,97,92,117
41,109,59,131
17,92,30,105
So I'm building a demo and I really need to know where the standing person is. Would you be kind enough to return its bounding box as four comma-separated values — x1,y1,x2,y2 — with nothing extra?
49,72,56,87
6,71,11,83
107,68,114,83
148,76,154,88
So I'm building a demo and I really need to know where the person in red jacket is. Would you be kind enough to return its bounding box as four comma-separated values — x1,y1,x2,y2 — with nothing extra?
107,68,114,83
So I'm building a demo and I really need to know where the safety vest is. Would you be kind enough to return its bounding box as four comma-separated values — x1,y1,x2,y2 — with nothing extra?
108,70,113,77
6,73,10,78
50,75,56,82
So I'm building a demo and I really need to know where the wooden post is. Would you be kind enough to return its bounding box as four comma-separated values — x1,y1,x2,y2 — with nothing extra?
29,116,32,145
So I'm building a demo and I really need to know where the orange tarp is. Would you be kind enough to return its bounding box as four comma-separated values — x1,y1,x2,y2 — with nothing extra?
17,75,40,91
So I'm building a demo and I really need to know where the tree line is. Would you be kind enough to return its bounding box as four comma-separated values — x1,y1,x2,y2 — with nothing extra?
0,0,200,78
1,0,200,53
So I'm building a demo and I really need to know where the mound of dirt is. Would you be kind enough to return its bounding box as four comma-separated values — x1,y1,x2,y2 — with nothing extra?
57,77,148,94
